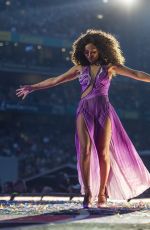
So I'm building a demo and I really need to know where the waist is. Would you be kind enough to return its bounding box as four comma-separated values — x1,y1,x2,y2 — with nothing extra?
80,91,108,101
81,86,109,100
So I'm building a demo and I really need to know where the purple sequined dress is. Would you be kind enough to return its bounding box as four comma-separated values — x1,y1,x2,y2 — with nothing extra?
75,65,150,200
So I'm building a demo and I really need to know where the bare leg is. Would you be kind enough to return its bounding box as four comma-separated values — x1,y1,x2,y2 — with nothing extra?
76,113,92,207
95,117,111,205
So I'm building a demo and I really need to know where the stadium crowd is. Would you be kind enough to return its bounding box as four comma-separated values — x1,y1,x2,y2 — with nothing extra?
0,0,112,39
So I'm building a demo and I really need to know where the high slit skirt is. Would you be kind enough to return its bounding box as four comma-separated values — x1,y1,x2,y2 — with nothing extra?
75,94,150,200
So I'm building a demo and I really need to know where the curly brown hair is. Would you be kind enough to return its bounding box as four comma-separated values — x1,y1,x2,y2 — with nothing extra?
71,29,125,66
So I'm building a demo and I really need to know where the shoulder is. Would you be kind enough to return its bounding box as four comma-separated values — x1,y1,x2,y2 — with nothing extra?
65,65,83,77
105,64,127,78
106,64,136,75
73,65,88,76
69,65,82,73
74,65,87,72
105,64,139,80
106,63,132,73
105,63,115,72
104,64,117,79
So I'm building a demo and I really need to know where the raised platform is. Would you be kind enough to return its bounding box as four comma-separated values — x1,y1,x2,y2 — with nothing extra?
0,194,150,229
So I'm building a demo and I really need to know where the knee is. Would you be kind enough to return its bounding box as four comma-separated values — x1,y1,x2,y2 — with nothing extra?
99,147,110,161
80,145,91,159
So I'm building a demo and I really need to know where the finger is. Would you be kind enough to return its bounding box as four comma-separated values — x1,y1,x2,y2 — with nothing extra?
16,89,23,93
16,89,23,92
17,95,22,97
17,92,24,97
16,91,23,96
16,90,23,95
16,88,26,93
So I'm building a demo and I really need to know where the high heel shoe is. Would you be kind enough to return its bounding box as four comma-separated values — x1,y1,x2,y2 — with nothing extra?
97,188,108,208
97,194,107,208
83,187,93,208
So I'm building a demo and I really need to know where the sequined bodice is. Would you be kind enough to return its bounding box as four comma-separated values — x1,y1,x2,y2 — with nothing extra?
78,65,110,97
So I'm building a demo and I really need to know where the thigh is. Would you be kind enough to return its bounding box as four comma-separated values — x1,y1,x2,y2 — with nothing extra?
95,116,112,156
76,113,91,154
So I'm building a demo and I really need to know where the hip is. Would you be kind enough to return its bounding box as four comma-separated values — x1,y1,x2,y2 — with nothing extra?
76,95,110,117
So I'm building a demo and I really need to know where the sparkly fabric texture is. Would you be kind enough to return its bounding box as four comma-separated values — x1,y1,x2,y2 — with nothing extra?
75,65,150,200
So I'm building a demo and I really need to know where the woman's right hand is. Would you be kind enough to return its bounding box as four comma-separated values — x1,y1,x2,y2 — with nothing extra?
16,85,34,100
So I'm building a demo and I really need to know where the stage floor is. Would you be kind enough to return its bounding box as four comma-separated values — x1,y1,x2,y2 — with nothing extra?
0,197,150,229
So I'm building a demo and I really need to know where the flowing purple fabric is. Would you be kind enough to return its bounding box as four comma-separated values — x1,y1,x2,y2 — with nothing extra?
75,65,150,200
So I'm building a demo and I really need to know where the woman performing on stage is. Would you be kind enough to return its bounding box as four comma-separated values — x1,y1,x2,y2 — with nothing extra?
16,29,150,208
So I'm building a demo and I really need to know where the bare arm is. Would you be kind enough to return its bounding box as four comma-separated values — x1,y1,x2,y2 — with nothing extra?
109,64,150,82
16,65,81,99
31,65,80,90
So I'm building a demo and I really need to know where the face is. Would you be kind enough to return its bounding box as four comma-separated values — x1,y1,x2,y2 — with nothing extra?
84,43,100,64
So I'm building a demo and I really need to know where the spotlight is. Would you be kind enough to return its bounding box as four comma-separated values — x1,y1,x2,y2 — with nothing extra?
65,57,70,61
37,45,42,50
6,1,11,6
97,14,104,19
61,48,66,52
116,0,137,6
102,0,109,3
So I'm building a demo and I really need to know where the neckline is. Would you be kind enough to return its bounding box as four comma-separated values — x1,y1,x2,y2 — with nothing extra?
88,65,103,83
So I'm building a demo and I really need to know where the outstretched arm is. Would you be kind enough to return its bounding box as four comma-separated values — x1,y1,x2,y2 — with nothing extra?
109,65,150,82
16,65,81,100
